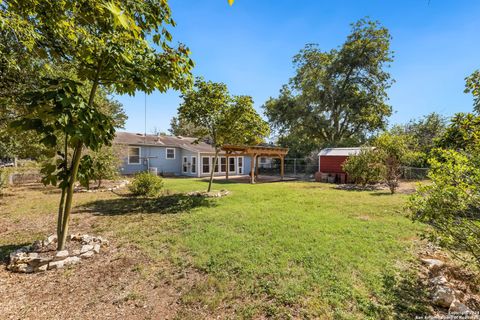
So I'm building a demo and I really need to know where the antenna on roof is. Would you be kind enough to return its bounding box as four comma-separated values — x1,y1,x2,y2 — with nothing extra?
144,92,147,144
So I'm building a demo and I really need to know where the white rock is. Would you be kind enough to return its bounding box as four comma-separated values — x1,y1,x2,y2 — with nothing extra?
432,286,456,308
27,252,39,259
48,260,64,270
80,244,94,254
80,251,94,259
449,299,472,314
421,258,445,270
93,244,100,254
63,256,81,266
430,275,448,286
46,234,57,244
35,264,48,272
72,249,81,256
55,250,69,259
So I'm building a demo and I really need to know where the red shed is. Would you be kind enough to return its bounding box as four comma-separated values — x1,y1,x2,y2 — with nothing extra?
315,147,363,183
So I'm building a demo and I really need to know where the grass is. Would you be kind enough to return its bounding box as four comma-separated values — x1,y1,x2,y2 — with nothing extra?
1,179,429,319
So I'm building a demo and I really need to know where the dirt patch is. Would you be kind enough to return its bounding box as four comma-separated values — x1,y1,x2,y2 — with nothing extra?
0,242,186,320
0,183,212,319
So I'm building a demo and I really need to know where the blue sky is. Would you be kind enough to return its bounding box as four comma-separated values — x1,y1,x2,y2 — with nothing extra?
116,0,480,134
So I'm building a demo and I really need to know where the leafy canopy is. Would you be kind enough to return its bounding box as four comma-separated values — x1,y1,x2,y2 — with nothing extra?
178,78,270,149
264,18,393,153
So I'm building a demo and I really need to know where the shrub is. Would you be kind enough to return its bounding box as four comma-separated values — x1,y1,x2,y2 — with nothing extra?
409,148,480,266
129,172,164,197
374,132,419,194
343,147,384,186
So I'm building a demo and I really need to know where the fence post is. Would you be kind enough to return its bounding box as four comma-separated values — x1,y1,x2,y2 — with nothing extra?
293,159,297,176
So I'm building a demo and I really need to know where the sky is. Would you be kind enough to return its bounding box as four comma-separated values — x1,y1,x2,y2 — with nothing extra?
116,0,480,134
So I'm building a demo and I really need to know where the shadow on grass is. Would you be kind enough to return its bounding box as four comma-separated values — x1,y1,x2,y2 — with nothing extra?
334,184,382,192
79,193,215,216
381,272,431,319
0,243,29,263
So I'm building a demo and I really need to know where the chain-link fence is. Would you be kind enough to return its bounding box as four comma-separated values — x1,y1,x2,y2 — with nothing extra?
258,158,319,180
400,166,429,180
258,157,428,181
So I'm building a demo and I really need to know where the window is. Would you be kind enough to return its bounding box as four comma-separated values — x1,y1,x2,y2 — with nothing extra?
260,157,267,164
229,157,236,173
166,148,175,159
220,157,227,172
238,157,243,174
202,157,210,174
128,147,140,164
191,156,197,174
182,156,188,173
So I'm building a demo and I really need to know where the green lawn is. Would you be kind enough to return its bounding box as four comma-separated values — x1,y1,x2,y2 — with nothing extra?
86,179,427,319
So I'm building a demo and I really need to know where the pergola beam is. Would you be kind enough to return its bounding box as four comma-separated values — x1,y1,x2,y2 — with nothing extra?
222,144,289,184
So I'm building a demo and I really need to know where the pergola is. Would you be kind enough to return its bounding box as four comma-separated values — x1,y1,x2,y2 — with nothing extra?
222,145,289,184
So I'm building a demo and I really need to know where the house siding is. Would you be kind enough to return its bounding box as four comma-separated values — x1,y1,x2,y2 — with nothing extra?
119,145,251,177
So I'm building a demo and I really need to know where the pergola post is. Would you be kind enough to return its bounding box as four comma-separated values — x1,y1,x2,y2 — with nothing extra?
280,155,285,180
250,154,256,184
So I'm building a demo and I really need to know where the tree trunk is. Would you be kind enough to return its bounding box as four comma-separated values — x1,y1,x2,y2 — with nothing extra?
56,64,101,250
207,150,219,192
57,142,83,250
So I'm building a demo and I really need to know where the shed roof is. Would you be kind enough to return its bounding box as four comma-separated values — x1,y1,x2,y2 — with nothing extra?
114,132,216,153
318,147,368,156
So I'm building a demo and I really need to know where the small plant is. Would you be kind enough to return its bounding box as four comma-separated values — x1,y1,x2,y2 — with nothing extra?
0,168,7,193
129,172,164,197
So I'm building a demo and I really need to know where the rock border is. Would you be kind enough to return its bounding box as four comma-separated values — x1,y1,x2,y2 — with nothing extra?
186,189,230,198
75,180,129,193
7,234,109,273
420,257,478,316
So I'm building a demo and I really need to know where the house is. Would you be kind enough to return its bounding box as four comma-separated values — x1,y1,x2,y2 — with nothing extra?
315,147,364,183
114,132,251,177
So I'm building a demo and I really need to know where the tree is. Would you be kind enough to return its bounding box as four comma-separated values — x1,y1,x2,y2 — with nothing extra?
409,148,480,266
342,147,384,186
169,116,209,139
264,19,393,154
409,112,480,266
78,145,121,189
373,132,417,194
465,70,480,113
390,112,447,167
178,78,269,192
2,0,193,250
436,113,480,151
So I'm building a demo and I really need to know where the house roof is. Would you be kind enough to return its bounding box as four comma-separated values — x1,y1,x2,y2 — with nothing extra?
318,147,369,156
114,132,216,153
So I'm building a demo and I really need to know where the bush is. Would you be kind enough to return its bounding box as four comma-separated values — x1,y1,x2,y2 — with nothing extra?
342,147,384,186
129,172,164,197
409,148,480,266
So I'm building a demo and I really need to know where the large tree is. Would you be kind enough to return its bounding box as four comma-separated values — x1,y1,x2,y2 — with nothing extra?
2,0,193,250
178,78,269,192
264,19,393,154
